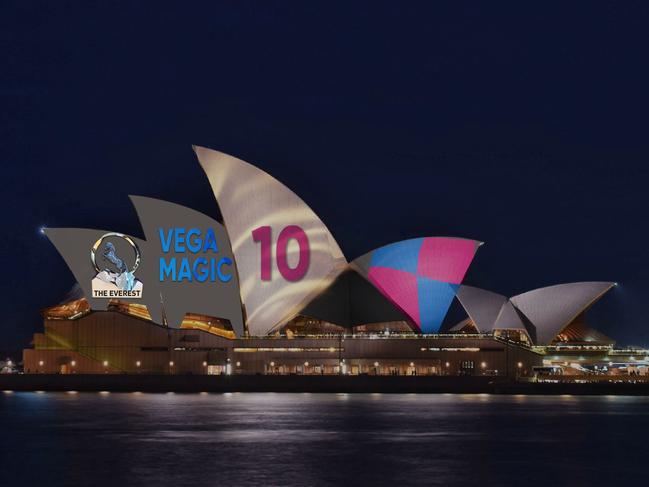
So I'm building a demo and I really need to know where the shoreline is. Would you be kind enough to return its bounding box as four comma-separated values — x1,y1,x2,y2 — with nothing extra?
2,374,649,395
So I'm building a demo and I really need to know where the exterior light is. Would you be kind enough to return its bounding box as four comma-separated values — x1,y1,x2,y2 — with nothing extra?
70,360,76,367
304,361,309,367
374,361,379,367
236,361,241,367
517,362,523,368
445,362,450,367
169,361,174,367
270,361,275,367
103,360,108,367
409,362,414,367
38,360,44,366
202,361,207,367
6,360,12,367
136,360,141,367
609,361,613,367
481,362,487,368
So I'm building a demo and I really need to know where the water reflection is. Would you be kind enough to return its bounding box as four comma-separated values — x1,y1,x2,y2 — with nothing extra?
0,393,647,486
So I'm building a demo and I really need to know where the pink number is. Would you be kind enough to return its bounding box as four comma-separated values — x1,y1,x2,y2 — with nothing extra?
252,225,272,281
276,225,310,281
252,225,310,282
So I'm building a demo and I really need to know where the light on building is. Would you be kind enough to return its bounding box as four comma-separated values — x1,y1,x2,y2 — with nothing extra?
38,360,44,367
70,360,76,367
236,361,241,367
445,362,450,367
373,361,379,367
409,362,414,367
103,360,108,367
270,361,275,367
169,361,174,367
6,360,12,367
136,360,141,367
202,361,207,367
517,362,523,368
304,361,309,367
481,362,487,369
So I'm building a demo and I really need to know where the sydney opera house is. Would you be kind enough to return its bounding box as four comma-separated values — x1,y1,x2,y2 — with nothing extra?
23,147,640,379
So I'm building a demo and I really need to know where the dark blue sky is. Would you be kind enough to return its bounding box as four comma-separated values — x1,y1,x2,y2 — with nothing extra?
2,1,648,351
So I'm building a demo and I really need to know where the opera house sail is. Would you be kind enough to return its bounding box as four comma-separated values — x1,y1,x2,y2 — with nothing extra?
195,147,348,336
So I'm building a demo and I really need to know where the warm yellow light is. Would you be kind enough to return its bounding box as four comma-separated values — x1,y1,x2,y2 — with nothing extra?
103,360,108,367
38,360,44,366
517,362,523,368
136,361,141,367
236,361,241,367
409,362,414,367
70,360,76,367
481,362,487,368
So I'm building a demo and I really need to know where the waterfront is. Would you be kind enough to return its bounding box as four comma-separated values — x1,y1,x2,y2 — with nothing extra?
0,393,646,486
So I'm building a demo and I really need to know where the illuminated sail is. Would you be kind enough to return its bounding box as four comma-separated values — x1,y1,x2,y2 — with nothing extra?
44,196,245,336
195,147,347,336
352,237,481,333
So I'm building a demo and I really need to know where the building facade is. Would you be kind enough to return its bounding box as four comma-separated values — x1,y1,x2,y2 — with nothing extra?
24,306,541,378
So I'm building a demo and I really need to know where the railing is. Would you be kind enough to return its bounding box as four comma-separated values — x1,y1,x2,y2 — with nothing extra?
264,332,497,340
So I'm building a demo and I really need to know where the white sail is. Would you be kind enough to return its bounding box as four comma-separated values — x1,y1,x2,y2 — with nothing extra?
195,147,347,336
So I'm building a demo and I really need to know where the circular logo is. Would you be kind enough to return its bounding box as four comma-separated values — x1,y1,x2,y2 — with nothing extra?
90,232,141,274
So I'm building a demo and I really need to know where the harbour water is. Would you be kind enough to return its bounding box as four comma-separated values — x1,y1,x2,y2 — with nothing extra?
0,392,645,486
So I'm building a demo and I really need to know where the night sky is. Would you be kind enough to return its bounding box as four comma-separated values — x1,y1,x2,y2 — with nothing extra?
2,2,648,353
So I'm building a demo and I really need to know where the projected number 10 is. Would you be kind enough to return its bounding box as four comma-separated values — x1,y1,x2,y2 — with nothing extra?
252,225,310,281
